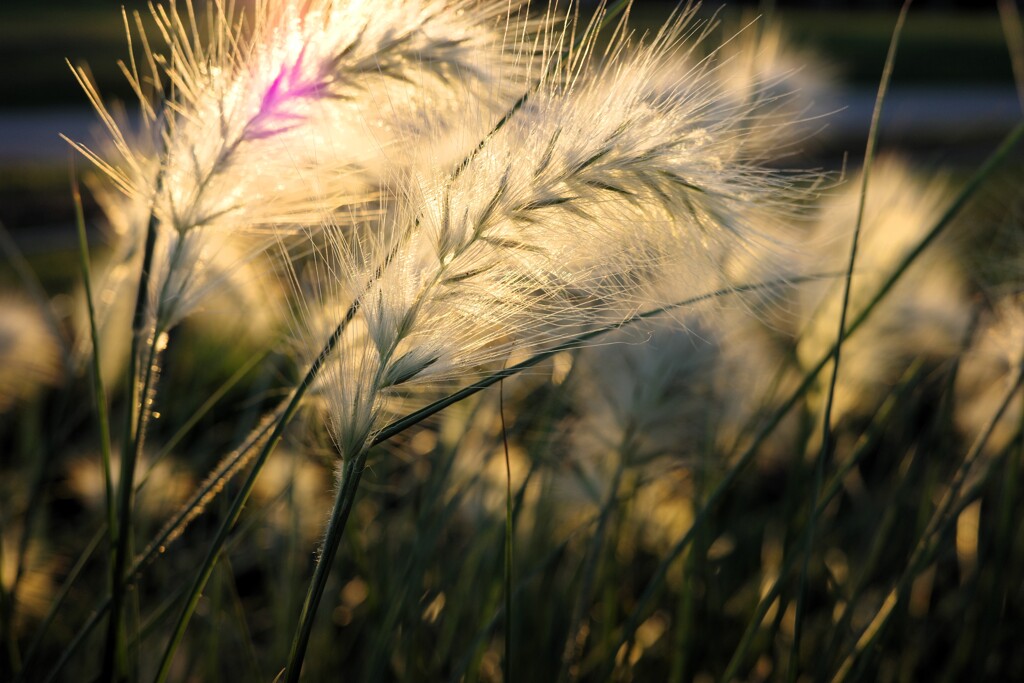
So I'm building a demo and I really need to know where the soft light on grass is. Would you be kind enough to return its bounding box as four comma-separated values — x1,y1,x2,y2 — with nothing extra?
4,2,1024,682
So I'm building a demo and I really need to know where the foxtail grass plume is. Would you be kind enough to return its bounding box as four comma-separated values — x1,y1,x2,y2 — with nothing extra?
295,7,817,470
0,293,64,412
70,0,550,336
565,321,719,480
797,157,971,422
710,19,835,154
955,295,1024,456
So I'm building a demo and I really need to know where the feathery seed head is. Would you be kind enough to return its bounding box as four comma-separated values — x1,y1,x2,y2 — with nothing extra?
955,295,1024,455
0,293,64,412
299,6,818,464
709,19,835,154
72,0,550,336
797,157,971,421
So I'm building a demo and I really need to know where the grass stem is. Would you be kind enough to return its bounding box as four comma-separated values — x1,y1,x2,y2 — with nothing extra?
789,3,911,679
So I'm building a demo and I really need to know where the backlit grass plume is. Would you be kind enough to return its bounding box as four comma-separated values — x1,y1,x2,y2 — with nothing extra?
298,9,815,470
955,294,1024,455
797,157,971,423
711,19,835,153
279,10,820,674
0,293,64,413
70,0,549,337
64,3,553,679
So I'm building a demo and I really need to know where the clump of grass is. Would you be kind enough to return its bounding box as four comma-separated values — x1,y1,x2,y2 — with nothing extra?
2,2,1024,682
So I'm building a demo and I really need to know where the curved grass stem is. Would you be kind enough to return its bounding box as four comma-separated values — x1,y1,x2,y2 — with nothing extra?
101,193,160,683
789,3,911,679
151,302,352,683
284,450,368,682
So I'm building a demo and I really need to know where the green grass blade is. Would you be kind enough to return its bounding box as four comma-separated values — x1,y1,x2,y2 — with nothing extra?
152,309,350,683
71,170,118,544
147,346,273,472
790,3,912,679
831,365,1024,683
16,525,105,682
557,456,629,683
103,180,162,683
590,117,1024,681
283,452,367,682
722,360,925,681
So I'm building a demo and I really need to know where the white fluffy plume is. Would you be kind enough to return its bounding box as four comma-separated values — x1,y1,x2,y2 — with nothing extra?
70,0,549,335
294,8,817,461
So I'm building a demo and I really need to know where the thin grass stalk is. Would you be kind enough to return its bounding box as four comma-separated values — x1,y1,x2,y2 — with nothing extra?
41,603,104,683
283,450,367,682
137,398,285,570
391,432,497,671
819,462,905,669
449,517,600,683
40,489,274,683
102,174,163,683
432,459,540,679
0,514,16,677
821,334,969,672
33,358,344,680
428,397,551,675
831,364,1024,683
789,5,911,679
998,0,1024,114
991,405,1022,603
590,118,1024,681
586,363,836,680
500,378,514,683
149,346,273,470
138,463,307,655
363,438,484,679
668,445,708,683
284,278,814,679
217,556,263,681
132,582,188,655
72,169,118,544
152,309,352,683
722,360,926,682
